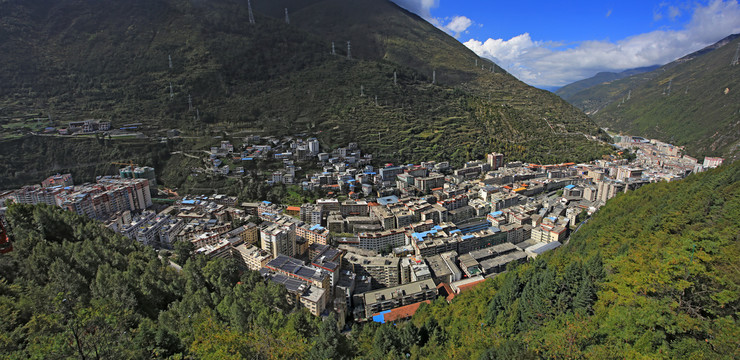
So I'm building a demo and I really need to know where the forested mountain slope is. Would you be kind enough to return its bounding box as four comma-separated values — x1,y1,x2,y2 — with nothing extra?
0,0,611,189
560,34,740,160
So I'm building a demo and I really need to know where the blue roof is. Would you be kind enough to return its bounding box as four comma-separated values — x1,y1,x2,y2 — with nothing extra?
433,225,443,230
449,229,462,234
182,200,196,205
241,157,253,161
372,310,392,323
377,195,400,206
548,217,557,221
565,184,576,190
364,172,377,175
490,227,501,233
461,235,475,240
489,211,503,216
262,200,272,204
310,224,324,231
412,229,438,241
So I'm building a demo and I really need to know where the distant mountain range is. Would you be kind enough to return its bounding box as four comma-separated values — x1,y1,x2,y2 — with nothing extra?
556,34,740,160
555,66,660,101
0,0,611,189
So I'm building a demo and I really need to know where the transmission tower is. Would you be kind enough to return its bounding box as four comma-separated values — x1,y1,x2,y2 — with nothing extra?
331,42,335,55
626,90,631,101
666,79,672,96
168,55,173,69
347,41,351,60
393,71,397,85
247,0,255,25
360,85,364,97
285,8,290,24
169,82,174,99
188,94,193,111
732,43,740,66
432,70,436,84
375,95,378,106
475,59,478,67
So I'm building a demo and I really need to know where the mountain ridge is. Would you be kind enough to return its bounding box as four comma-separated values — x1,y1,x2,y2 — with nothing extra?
558,33,740,160
0,0,611,190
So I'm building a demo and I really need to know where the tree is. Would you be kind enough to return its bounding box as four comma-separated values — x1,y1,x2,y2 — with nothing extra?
308,313,350,359
174,240,195,266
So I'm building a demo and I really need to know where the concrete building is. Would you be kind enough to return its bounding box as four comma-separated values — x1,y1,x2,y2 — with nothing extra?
235,244,272,271
343,252,400,288
362,279,437,318
357,229,407,252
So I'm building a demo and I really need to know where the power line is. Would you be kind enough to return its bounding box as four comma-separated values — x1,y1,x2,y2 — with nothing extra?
247,0,255,25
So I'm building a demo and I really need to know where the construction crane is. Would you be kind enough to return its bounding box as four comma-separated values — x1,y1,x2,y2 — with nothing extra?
112,161,139,173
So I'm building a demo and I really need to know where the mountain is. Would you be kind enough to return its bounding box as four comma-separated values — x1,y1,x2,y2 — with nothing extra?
555,65,660,101
560,34,740,160
0,0,611,190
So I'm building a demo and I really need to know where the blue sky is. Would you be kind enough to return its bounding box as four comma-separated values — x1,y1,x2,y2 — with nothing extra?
391,0,740,89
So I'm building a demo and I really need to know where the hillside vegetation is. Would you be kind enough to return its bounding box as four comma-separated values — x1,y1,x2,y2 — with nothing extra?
0,0,611,189
555,66,659,102
560,34,740,160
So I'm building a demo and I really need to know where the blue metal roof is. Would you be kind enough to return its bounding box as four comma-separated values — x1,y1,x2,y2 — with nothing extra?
461,235,475,240
372,310,392,323
565,184,576,190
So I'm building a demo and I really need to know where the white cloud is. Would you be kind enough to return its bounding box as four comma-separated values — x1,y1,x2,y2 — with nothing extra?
390,0,439,22
445,16,473,38
669,6,682,20
465,0,740,88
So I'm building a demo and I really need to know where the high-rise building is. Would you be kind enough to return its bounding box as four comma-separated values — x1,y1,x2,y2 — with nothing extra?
487,153,504,170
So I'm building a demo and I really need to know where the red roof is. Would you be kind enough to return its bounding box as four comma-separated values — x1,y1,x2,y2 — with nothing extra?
382,300,431,323
286,206,300,212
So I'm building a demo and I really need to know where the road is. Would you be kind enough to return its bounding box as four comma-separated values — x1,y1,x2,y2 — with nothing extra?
158,254,183,273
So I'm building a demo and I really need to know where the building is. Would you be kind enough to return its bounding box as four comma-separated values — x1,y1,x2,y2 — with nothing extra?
260,270,328,316
226,223,259,246
487,153,504,170
703,157,724,168
42,173,73,188
235,244,272,271
297,223,331,246
343,251,400,288
265,254,331,290
357,229,407,252
362,279,438,318
195,238,233,260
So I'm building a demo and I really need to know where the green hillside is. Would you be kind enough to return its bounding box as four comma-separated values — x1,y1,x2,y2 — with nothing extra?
561,34,740,160
0,0,611,189
555,66,659,102
2,152,737,359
